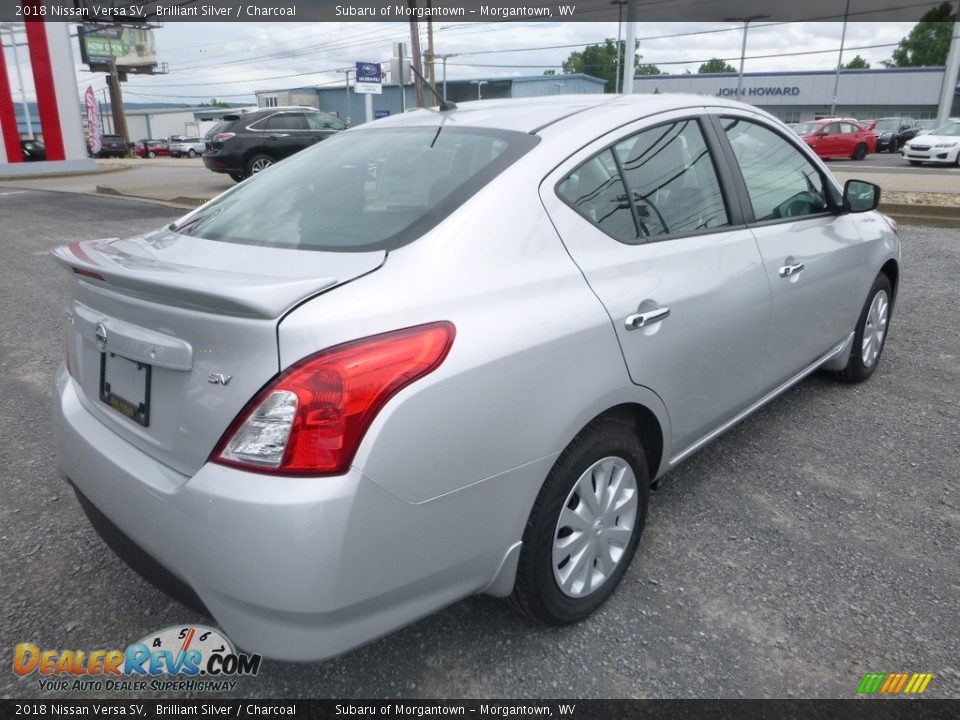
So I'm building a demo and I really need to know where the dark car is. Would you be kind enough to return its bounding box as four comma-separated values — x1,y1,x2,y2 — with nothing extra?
203,107,347,182
20,139,45,161
134,139,171,158
871,117,919,152
95,134,129,158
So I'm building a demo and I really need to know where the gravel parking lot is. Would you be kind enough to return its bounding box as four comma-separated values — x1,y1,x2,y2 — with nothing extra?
1,190,957,700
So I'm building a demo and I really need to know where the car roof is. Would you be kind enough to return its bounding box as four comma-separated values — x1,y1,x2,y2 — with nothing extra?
361,94,765,136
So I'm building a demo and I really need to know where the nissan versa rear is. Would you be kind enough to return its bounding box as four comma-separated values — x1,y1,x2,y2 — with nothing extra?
54,95,900,661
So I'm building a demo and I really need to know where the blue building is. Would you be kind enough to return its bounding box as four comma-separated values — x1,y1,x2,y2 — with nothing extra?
255,74,605,126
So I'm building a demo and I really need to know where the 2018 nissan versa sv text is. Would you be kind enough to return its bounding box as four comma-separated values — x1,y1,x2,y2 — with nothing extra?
53,95,900,661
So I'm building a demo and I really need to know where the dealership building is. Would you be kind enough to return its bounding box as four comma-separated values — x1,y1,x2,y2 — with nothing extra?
632,67,959,123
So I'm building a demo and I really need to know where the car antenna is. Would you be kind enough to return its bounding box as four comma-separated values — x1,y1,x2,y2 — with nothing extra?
409,66,457,112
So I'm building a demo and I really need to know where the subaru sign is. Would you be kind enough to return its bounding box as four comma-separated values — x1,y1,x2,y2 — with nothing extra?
355,62,383,95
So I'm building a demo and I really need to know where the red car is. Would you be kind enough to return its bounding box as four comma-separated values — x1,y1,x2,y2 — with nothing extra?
133,139,171,158
792,119,876,160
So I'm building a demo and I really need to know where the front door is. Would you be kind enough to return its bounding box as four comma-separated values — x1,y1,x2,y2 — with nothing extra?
717,114,866,385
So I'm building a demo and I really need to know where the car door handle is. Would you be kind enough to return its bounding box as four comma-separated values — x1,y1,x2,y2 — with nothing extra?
625,306,670,330
779,262,805,278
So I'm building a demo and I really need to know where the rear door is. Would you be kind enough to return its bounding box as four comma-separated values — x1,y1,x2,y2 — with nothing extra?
715,112,866,385
540,111,771,454
257,112,315,159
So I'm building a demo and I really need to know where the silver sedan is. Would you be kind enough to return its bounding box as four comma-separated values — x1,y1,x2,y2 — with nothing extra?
53,94,900,661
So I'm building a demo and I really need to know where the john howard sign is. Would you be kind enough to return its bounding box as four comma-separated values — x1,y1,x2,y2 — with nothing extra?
717,86,801,97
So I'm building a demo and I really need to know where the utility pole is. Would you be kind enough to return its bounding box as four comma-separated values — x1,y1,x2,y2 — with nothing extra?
426,0,437,98
100,88,112,134
830,0,851,117
107,56,130,152
610,0,626,93
726,15,770,100
395,42,407,112
408,0,425,108
620,0,637,95
338,68,353,125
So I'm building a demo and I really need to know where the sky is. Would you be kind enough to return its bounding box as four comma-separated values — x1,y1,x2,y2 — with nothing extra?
2,20,920,106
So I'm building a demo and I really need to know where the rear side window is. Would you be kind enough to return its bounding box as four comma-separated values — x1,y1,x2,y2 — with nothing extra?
722,117,829,222
557,118,729,242
174,127,538,252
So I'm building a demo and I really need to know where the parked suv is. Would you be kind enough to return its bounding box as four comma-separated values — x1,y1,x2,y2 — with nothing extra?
94,134,129,158
203,107,346,182
169,137,205,158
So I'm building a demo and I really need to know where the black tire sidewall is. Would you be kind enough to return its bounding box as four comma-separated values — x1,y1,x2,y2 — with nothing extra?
516,418,650,625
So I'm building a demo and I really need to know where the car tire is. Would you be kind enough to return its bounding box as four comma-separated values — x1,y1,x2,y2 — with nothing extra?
148,151,155,158
852,143,867,160
246,155,274,176
188,149,196,158
908,160,922,166
511,414,650,625
831,273,893,384
229,173,246,183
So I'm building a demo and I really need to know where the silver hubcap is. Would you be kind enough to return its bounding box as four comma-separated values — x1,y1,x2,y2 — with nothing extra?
553,456,638,598
251,158,272,173
861,289,889,368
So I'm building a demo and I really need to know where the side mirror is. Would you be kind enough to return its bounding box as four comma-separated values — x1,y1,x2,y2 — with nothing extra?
843,179,881,213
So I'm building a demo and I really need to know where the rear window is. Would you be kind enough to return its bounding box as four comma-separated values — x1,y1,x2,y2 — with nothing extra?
175,126,538,252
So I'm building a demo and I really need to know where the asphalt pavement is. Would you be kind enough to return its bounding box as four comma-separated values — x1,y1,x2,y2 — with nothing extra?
1,191,958,700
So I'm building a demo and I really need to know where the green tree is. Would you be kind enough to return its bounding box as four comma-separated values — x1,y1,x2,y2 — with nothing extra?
561,38,661,92
882,2,957,67
199,98,231,107
841,55,871,69
698,58,737,73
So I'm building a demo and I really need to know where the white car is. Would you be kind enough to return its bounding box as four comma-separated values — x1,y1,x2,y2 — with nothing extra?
902,120,960,166
168,137,205,158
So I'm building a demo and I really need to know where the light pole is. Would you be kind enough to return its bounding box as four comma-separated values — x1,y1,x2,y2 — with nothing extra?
471,80,487,100
436,53,458,100
610,0,627,94
725,15,769,101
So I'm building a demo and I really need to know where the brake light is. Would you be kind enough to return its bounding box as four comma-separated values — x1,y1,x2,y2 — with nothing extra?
214,132,235,142
212,322,455,476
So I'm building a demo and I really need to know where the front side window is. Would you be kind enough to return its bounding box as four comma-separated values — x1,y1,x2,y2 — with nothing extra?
173,127,537,252
557,118,729,242
722,117,830,222
305,113,346,131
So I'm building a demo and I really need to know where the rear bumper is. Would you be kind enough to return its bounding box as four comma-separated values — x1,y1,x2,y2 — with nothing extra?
53,364,519,661
202,153,242,174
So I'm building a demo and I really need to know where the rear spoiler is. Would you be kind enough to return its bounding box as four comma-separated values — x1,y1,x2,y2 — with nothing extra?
52,240,339,319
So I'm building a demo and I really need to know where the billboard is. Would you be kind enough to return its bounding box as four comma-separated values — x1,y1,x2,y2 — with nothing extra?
79,24,157,72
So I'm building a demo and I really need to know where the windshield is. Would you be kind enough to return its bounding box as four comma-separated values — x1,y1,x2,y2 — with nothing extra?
875,119,901,132
931,122,960,136
792,122,823,135
175,126,539,252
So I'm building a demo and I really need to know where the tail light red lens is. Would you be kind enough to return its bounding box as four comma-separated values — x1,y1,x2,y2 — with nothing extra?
212,322,455,476
214,132,236,142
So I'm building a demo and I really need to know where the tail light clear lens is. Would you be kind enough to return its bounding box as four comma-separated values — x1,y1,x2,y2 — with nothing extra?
212,322,455,476
214,132,236,142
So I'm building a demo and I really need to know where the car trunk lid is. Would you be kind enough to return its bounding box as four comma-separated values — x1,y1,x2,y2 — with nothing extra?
54,228,385,476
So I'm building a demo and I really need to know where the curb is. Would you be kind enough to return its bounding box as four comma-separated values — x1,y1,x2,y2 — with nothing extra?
0,164,131,181
879,202,960,230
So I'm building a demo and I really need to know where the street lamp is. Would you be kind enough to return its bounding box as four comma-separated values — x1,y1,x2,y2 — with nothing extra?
610,0,627,94
725,15,770,101
830,0,851,116
471,80,488,100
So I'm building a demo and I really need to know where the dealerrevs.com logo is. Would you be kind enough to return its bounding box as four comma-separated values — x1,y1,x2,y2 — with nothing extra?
14,625,262,692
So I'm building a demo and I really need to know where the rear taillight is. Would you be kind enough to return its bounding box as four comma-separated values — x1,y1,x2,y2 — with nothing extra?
212,322,455,476
214,132,235,142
